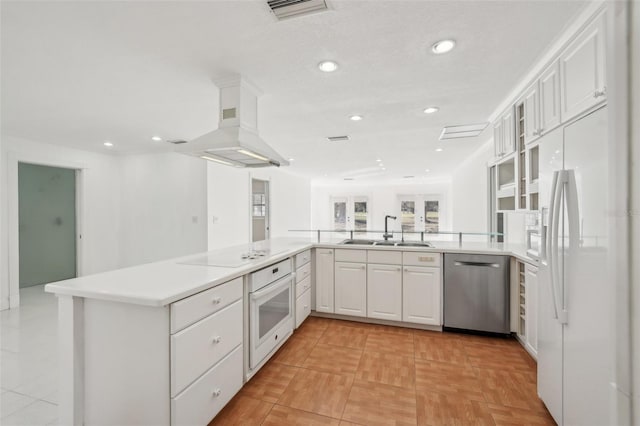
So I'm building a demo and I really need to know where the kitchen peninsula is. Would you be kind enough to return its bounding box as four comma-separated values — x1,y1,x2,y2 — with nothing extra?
46,237,536,425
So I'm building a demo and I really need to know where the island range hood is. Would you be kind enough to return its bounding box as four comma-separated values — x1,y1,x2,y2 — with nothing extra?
177,77,289,168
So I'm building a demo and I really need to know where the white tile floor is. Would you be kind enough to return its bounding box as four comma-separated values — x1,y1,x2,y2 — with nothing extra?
1,285,58,425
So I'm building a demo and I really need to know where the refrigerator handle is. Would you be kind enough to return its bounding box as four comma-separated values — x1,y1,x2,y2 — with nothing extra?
552,170,568,324
547,171,561,321
561,169,580,325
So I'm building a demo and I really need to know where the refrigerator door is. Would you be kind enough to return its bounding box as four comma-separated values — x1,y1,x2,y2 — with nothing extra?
562,106,610,425
536,126,564,424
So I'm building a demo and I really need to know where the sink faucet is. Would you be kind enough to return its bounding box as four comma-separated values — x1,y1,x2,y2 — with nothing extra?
383,215,397,240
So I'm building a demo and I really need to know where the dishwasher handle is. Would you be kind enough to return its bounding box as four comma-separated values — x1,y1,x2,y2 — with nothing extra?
453,261,501,268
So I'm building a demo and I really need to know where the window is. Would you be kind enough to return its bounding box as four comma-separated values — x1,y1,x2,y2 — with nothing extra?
425,200,439,232
333,199,347,231
400,201,416,232
330,196,369,230
398,195,442,233
353,200,368,231
253,194,266,217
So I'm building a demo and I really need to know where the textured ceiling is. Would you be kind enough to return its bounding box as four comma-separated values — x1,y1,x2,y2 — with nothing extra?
1,0,588,182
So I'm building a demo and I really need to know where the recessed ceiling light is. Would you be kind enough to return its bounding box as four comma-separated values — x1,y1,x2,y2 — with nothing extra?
350,115,363,121
103,141,113,147
376,159,382,162
435,148,443,152
425,169,430,172
318,60,338,72
423,107,440,114
432,39,456,54
151,136,162,142
288,158,295,162
381,167,386,171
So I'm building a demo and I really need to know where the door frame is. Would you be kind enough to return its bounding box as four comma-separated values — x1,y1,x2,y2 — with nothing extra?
6,152,86,308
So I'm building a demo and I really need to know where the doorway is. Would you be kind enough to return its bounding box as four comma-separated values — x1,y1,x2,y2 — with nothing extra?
18,163,78,287
251,178,270,242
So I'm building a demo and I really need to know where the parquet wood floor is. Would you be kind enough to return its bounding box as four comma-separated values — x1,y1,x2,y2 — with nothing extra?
210,317,555,426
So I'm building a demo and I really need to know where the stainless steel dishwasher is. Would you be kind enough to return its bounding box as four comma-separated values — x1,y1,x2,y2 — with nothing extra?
443,254,510,334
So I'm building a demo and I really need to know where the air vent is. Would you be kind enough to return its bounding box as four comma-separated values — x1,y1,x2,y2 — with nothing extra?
327,135,350,142
343,177,354,181
267,0,328,20
403,176,415,179
167,140,188,145
439,122,489,140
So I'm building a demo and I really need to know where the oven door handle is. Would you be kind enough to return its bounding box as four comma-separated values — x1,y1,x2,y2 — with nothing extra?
250,275,292,301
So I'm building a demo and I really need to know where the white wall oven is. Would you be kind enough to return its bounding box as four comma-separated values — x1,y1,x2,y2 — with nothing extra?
248,258,294,369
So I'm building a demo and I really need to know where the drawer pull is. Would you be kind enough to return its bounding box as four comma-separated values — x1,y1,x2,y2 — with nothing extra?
212,388,222,397
212,297,222,305
418,256,435,262
212,336,222,344
272,267,279,274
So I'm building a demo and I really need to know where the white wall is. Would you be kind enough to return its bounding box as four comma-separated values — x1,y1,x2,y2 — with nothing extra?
310,179,452,240
0,136,122,308
118,153,208,267
207,163,311,250
0,136,211,309
450,140,492,236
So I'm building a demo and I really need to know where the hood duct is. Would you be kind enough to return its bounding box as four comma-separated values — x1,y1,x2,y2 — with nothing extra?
176,76,289,168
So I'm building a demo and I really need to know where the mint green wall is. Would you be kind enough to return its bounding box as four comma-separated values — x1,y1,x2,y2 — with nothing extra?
18,163,76,287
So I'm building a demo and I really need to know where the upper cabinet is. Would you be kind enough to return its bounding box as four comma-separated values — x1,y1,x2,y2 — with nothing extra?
539,61,562,132
494,108,515,159
560,12,607,121
521,83,540,145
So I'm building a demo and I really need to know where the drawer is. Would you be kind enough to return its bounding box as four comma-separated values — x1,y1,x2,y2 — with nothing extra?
171,300,242,397
334,249,367,263
170,277,242,334
403,251,441,267
295,250,311,268
250,259,292,290
367,250,402,265
295,276,311,298
296,288,311,328
171,345,243,426
296,262,311,283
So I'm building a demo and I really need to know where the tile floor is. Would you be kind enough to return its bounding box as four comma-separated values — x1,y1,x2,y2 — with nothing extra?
1,285,58,425
0,287,554,426
211,317,555,426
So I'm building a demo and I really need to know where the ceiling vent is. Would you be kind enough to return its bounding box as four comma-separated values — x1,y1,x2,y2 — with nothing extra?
167,140,188,145
327,135,350,142
439,122,489,140
267,0,328,20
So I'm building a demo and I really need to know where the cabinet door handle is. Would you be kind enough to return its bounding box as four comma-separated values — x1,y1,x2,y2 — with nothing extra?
212,336,221,344
212,389,222,397
212,297,222,305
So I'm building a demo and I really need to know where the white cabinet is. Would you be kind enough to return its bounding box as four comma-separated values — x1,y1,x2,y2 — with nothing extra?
525,264,538,356
539,60,562,133
560,12,606,121
522,83,540,145
315,248,335,313
367,264,402,321
296,288,311,328
402,266,441,326
494,108,516,159
334,262,367,317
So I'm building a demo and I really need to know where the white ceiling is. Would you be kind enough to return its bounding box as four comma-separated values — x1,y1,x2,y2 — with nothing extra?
1,0,588,182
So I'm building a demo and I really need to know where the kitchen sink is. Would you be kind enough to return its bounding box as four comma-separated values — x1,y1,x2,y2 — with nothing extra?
396,242,434,247
340,239,376,245
339,239,434,248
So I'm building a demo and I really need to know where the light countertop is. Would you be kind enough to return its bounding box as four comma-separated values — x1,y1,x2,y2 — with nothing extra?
45,237,537,307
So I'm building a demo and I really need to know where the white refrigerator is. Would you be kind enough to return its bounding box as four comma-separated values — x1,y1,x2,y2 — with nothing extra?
537,105,613,425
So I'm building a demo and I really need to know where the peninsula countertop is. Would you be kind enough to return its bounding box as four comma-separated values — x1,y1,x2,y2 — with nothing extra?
45,237,537,307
